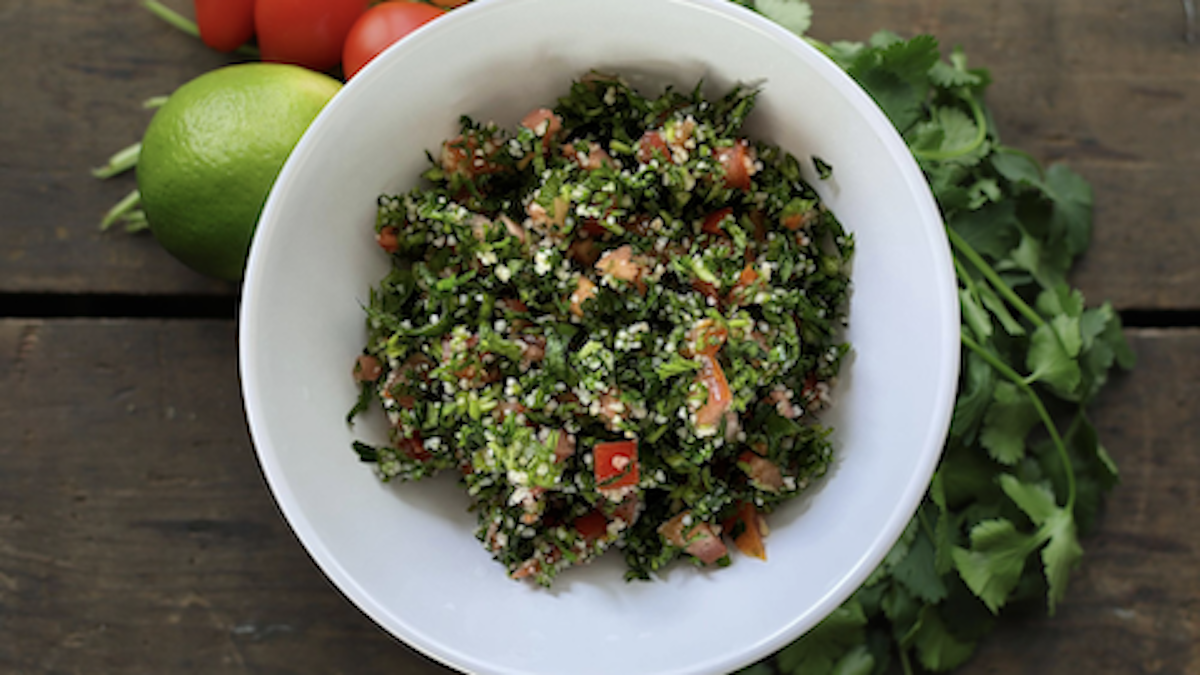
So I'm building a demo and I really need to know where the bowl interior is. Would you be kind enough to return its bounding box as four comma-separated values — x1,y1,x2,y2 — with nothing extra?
240,1,959,674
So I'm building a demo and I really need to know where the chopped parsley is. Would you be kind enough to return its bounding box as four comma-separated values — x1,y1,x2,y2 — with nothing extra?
349,74,853,586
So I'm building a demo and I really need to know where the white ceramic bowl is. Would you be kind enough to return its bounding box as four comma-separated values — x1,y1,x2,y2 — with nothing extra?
240,1,959,673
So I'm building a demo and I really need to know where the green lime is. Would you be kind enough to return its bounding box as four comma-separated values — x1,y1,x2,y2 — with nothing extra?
137,63,341,280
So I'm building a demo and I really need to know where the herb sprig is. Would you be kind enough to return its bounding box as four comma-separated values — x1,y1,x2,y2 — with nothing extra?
731,2,1134,673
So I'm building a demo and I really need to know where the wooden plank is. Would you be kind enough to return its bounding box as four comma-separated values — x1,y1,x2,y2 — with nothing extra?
0,0,237,295
2,320,1197,673
0,320,442,674
3,0,1197,309
809,0,1200,310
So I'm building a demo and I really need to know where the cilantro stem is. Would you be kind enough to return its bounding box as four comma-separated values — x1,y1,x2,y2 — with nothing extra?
92,141,141,179
911,95,988,161
947,227,1045,329
898,644,915,675
960,331,1076,511
99,189,142,231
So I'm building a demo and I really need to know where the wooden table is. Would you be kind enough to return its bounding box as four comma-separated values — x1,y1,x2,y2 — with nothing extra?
2,1,1197,672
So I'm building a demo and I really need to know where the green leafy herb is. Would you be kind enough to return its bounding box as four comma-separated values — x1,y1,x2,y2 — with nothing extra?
735,4,1133,673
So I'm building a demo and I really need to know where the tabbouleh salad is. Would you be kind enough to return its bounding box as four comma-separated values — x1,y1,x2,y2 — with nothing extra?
348,73,854,586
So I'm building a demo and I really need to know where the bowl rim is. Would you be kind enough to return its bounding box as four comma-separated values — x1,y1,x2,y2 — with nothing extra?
239,0,960,672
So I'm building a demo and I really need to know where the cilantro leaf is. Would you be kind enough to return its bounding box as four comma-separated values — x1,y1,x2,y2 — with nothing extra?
947,200,1020,262
846,34,940,132
950,350,997,442
1025,315,1083,397
892,530,949,603
912,606,978,672
776,600,868,674
1044,164,1093,259
998,474,1059,525
1041,509,1084,615
980,382,1039,465
909,106,986,165
753,0,812,36
929,473,957,575
831,646,875,675
929,48,983,88
997,475,1084,614
952,518,1036,613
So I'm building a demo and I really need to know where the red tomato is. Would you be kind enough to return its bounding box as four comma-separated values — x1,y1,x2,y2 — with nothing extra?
256,0,369,72
694,354,732,430
398,432,430,461
375,225,400,253
574,510,608,541
722,502,767,560
700,207,734,236
430,0,470,6
194,0,255,53
658,511,728,564
714,139,753,190
342,2,446,78
635,130,672,164
593,440,639,493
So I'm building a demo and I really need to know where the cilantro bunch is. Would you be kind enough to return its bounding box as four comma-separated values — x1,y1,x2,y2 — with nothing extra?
730,3,1135,673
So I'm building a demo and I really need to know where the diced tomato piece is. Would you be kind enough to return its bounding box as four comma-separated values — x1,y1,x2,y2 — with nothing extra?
691,279,721,302
737,450,784,492
352,354,382,382
727,264,760,305
593,439,639,493
439,135,505,179
636,130,672,164
376,225,400,253
694,354,732,430
685,319,727,358
520,107,563,151
563,141,614,170
734,265,759,289
611,494,640,524
701,207,734,236
723,502,767,560
397,432,431,461
748,209,768,242
659,511,728,565
497,297,528,314
553,429,576,463
510,558,540,580
574,510,608,541
782,211,817,231
569,276,597,317
595,244,644,283
713,139,754,190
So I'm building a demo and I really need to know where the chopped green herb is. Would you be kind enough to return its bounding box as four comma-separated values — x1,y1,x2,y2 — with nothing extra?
349,74,852,586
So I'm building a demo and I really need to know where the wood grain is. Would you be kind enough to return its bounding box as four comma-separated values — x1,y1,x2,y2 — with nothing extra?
807,0,1200,310
2,0,1196,309
0,320,442,674
1,320,1195,674
0,0,236,295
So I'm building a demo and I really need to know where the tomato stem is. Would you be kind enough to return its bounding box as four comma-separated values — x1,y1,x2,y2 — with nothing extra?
142,0,260,57
142,0,201,39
